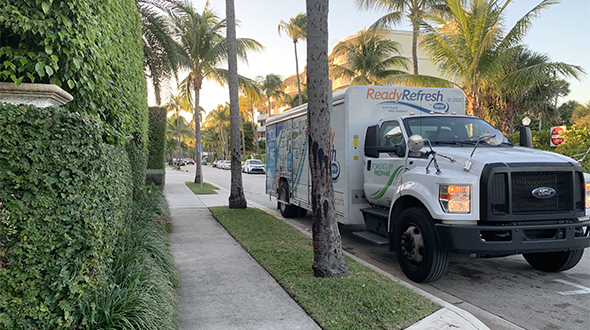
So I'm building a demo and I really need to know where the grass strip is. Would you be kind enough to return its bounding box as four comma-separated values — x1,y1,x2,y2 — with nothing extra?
210,206,439,330
185,181,219,194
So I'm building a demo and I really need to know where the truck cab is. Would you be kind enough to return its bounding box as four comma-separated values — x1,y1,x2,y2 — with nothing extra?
363,114,590,282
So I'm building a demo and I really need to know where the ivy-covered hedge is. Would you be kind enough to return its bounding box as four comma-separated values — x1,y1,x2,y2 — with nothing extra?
0,104,133,328
0,0,150,194
148,107,167,170
0,0,148,146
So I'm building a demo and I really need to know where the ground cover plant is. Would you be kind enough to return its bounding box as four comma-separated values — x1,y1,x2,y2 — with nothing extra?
81,187,179,329
210,207,439,330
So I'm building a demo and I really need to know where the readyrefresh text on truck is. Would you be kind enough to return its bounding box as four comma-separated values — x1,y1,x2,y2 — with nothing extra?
265,85,590,283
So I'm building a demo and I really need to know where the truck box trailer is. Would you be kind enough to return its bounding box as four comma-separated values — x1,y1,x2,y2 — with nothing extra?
265,85,590,282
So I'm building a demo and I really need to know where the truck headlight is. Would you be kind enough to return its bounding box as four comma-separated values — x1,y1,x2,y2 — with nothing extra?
440,185,471,213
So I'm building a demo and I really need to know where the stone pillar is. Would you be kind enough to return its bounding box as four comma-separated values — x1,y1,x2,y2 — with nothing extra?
0,82,73,107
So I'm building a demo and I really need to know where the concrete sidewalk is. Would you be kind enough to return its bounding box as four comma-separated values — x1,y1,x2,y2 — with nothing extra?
164,167,490,330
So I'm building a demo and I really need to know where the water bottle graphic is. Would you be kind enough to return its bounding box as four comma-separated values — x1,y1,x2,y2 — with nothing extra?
287,147,293,183
331,145,340,183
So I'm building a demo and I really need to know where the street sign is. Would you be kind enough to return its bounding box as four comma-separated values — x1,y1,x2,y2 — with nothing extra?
550,126,566,147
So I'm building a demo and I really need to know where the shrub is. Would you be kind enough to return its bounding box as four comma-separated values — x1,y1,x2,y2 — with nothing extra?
0,104,132,328
147,107,167,170
81,187,179,329
0,0,148,145
510,126,590,172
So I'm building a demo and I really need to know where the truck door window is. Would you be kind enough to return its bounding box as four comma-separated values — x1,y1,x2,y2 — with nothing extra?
379,121,403,147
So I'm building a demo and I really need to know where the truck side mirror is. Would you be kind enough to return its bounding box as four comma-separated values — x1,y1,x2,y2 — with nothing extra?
364,125,380,158
519,125,533,147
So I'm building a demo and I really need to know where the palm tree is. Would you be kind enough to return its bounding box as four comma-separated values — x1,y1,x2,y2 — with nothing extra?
239,94,263,159
412,0,584,118
204,103,231,160
355,0,447,74
306,0,349,278
170,0,263,184
278,13,307,106
136,0,180,105
483,47,572,134
256,73,286,116
330,29,410,85
226,0,246,208
163,92,191,168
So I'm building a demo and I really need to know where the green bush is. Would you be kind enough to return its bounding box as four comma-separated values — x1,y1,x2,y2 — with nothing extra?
0,0,148,145
81,187,179,329
510,126,590,172
147,107,167,170
0,104,132,328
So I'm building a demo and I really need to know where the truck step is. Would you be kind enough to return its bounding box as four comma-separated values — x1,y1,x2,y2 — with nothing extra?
352,231,389,245
360,207,389,219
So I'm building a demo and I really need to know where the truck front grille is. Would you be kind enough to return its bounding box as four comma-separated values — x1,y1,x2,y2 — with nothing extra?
482,163,585,221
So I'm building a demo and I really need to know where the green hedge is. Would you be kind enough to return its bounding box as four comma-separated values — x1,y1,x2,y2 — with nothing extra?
0,0,148,145
0,104,133,328
510,126,590,172
148,107,167,170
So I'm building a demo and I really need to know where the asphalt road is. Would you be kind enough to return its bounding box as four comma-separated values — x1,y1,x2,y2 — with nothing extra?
184,164,590,330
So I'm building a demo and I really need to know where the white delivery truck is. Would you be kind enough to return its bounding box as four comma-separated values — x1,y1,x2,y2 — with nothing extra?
265,85,590,283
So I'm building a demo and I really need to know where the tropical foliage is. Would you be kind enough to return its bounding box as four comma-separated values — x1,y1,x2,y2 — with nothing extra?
257,73,286,115
330,29,409,86
278,13,307,106
416,0,585,122
169,0,262,184
355,0,447,74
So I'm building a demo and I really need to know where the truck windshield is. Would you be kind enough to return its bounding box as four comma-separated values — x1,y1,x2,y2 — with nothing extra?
403,116,512,145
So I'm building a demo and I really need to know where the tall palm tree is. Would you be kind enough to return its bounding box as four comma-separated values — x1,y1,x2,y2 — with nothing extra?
278,13,307,106
330,29,410,85
137,0,180,105
355,0,447,74
418,0,584,118
171,0,263,184
306,0,349,278
226,0,246,208
204,103,231,160
163,92,191,168
239,94,264,160
256,73,286,116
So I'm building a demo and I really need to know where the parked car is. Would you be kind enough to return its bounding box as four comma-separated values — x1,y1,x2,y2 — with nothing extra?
186,158,195,165
243,159,265,174
173,158,186,166
222,160,231,170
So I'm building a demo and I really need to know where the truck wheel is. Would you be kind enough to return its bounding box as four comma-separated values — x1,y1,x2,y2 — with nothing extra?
278,182,298,218
394,207,448,283
523,249,584,272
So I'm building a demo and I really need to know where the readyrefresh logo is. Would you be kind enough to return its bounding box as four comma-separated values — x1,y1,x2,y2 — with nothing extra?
366,88,444,103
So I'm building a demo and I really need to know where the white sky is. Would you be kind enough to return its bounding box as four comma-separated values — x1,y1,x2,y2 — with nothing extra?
155,0,590,113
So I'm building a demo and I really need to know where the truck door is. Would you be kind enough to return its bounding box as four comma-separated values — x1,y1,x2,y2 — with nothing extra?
364,120,406,208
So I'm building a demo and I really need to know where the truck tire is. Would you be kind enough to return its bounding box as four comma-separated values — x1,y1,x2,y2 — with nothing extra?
278,182,298,218
523,249,584,272
394,207,448,283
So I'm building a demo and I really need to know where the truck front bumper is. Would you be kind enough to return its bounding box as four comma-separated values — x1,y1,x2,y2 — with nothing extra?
435,220,590,255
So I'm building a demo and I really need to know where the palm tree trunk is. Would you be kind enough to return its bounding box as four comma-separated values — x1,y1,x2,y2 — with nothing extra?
249,113,261,160
294,41,303,106
193,78,203,185
306,0,349,278
240,115,246,161
176,111,181,170
411,20,419,75
226,0,247,208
